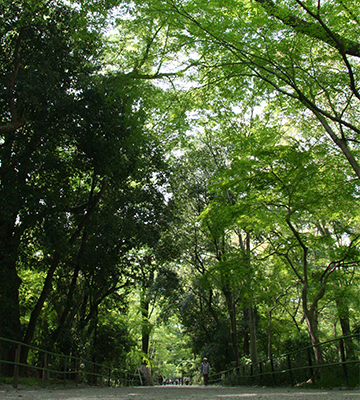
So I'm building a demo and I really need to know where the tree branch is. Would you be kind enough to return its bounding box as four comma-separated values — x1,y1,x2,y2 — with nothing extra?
255,0,360,57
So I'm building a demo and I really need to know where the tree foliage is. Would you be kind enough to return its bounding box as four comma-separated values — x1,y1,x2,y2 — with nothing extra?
1,0,359,386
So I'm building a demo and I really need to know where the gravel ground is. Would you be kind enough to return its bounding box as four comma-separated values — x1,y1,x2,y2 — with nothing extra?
0,385,359,400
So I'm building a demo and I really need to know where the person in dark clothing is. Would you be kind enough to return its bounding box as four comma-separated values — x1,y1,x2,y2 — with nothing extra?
200,357,211,385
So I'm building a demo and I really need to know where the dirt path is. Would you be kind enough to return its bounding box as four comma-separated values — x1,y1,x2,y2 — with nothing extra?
0,385,359,400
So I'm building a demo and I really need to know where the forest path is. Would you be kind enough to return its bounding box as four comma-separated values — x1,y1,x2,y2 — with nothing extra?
0,385,359,400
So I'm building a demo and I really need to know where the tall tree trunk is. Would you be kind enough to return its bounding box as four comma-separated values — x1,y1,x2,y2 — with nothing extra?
243,307,250,358
248,305,258,365
20,254,60,365
141,298,150,356
0,225,22,376
286,218,324,370
303,307,323,368
20,179,107,365
0,28,28,374
90,307,99,385
302,279,324,372
222,286,240,368
0,132,26,374
140,294,153,386
51,230,88,345
0,251,22,376
336,298,355,359
238,230,257,363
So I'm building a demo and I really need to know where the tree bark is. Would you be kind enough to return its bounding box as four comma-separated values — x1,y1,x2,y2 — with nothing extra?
336,298,355,359
238,230,257,364
50,230,88,345
243,328,250,356
222,286,240,368
0,188,23,375
141,297,150,356
248,305,258,365
140,294,153,386
286,218,324,370
20,255,60,365
309,109,360,180
0,238,22,376
20,179,107,365
0,38,27,367
140,363,153,386
303,306,323,368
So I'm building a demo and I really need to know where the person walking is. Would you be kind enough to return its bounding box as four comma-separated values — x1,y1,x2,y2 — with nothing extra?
200,357,211,385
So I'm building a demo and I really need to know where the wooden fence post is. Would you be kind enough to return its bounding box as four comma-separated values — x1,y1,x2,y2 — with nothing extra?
12,345,21,389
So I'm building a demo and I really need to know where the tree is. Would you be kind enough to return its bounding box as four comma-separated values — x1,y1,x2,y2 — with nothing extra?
120,0,360,179
107,0,360,378
0,0,107,370
162,132,242,371
0,0,168,371
203,119,360,370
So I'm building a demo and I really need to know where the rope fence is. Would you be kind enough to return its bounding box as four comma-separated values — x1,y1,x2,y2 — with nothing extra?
1,334,359,389
0,337,142,388
208,334,360,388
